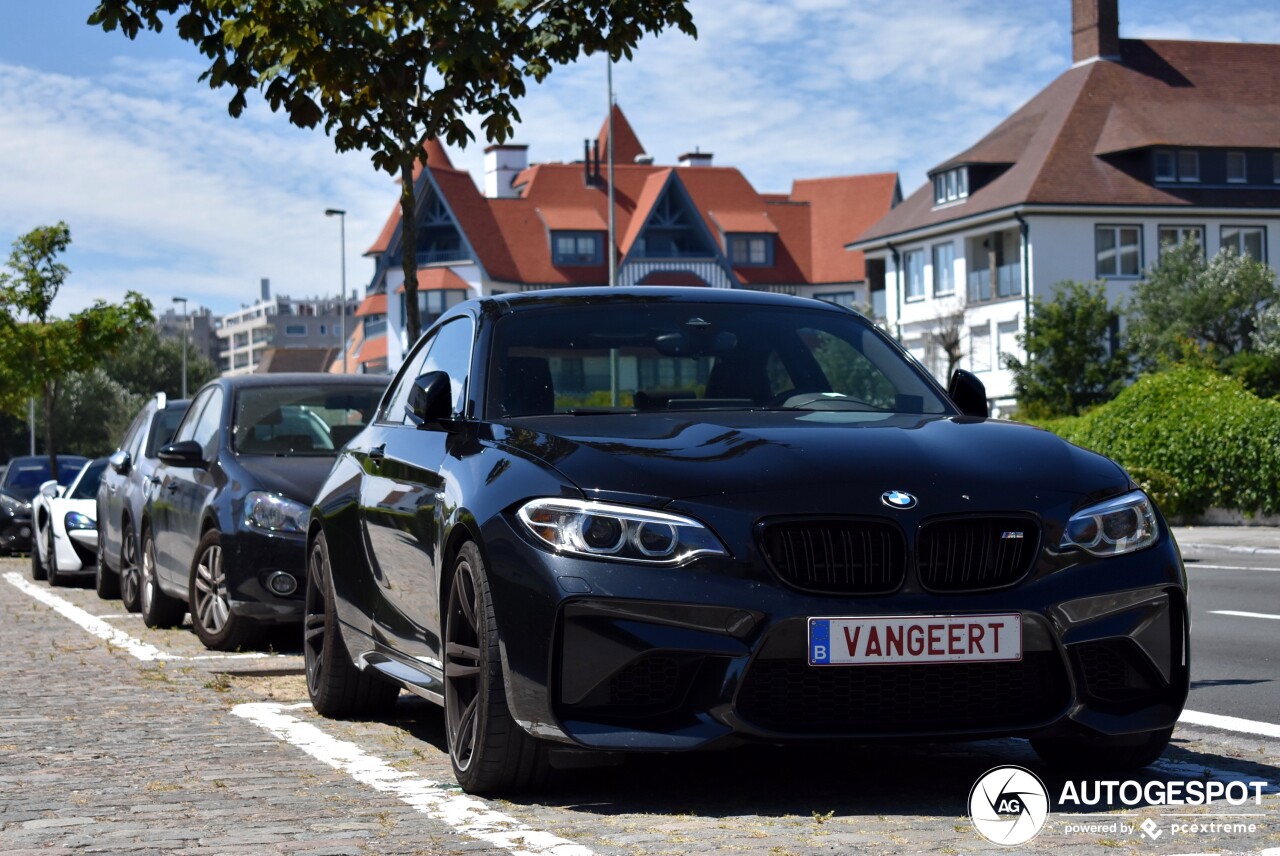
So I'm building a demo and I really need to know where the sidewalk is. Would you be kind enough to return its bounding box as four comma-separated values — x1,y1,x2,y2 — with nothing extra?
1172,524,1280,555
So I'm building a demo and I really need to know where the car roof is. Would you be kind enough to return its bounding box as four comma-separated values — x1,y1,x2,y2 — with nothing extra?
477,286,850,315
203,373,390,390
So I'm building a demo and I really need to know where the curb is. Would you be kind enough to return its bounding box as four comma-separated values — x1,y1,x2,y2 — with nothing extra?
1177,542,1280,556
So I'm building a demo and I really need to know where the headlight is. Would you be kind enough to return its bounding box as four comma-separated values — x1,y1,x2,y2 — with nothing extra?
1060,490,1158,557
517,498,727,565
0,493,29,515
64,511,96,531
243,491,309,534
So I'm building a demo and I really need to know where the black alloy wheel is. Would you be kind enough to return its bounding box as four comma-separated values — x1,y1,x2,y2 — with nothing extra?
140,529,185,629
46,527,66,587
95,527,120,600
443,542,549,795
118,525,141,612
304,531,398,718
29,528,46,581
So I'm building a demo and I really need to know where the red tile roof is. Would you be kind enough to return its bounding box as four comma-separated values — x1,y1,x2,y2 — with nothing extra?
394,267,472,293
858,38,1280,245
597,104,647,165
791,173,901,282
537,206,608,231
354,294,387,317
357,335,387,364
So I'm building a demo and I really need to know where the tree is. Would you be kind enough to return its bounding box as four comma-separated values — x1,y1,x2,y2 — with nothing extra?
90,0,696,345
1127,240,1280,370
0,223,153,476
1004,280,1130,419
106,325,218,400
923,301,966,382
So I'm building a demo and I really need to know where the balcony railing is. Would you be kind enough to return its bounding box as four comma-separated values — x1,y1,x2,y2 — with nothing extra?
967,262,1022,302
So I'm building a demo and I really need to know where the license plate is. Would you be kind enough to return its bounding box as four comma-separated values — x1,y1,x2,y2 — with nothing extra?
808,614,1021,666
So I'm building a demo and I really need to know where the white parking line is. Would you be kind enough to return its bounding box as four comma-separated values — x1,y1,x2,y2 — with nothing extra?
233,702,593,856
1180,709,1280,740
1210,610,1280,621
1189,563,1280,572
3,572,277,662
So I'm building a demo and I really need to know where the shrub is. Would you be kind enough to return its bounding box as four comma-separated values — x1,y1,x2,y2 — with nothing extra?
1034,366,1280,519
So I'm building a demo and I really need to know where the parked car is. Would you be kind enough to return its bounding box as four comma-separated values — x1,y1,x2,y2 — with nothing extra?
1,455,90,555
96,393,191,608
305,287,1190,795
140,373,387,650
31,458,110,586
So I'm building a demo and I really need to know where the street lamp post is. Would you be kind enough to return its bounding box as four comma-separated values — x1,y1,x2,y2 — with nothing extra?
325,208,348,374
172,296,189,398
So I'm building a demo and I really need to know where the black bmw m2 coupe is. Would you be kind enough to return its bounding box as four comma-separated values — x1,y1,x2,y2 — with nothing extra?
304,287,1189,794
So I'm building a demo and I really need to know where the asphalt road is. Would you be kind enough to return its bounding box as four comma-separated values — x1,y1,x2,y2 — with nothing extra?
1179,536,1280,725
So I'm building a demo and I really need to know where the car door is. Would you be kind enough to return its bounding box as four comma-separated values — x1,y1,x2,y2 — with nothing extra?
101,410,146,567
361,316,474,663
164,386,225,590
153,387,217,589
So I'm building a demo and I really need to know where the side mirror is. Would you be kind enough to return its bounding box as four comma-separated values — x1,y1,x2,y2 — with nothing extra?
158,440,207,469
39,479,60,499
948,369,990,419
406,371,456,431
109,449,132,475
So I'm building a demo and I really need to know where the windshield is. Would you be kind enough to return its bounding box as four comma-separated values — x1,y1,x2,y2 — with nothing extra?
1,458,89,500
486,301,951,418
233,385,382,456
68,459,109,500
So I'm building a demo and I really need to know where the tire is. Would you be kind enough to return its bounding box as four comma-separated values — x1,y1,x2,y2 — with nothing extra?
29,530,46,581
1031,726,1174,772
189,529,260,651
444,542,550,795
119,524,141,613
140,529,185,629
46,527,66,587
304,531,399,718
95,527,120,600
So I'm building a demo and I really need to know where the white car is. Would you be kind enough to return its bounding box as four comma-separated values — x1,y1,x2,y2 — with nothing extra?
31,458,109,587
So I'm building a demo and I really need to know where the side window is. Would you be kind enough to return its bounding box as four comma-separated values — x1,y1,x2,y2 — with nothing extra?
190,388,225,459
121,412,146,460
173,390,213,444
420,318,475,417
380,333,435,424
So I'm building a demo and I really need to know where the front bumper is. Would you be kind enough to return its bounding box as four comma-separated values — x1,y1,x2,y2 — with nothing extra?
0,515,33,553
480,513,1189,752
223,528,307,624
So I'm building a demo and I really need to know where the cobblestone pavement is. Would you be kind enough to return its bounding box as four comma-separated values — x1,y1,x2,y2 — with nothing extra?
2,556,1279,856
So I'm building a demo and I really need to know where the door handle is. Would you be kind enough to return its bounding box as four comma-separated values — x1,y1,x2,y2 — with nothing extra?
165,481,179,493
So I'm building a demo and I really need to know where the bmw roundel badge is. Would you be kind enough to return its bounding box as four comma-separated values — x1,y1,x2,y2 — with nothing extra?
881,490,918,510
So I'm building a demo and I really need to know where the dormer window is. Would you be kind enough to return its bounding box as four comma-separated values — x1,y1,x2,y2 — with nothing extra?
728,234,773,266
552,231,603,265
1154,149,1199,183
932,167,968,205
1227,152,1248,183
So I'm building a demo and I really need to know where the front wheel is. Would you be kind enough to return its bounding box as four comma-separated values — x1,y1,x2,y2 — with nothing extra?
444,542,549,795
140,530,185,629
119,525,141,613
1031,726,1174,772
95,527,120,600
29,529,47,581
189,529,259,651
304,531,398,718
46,527,66,587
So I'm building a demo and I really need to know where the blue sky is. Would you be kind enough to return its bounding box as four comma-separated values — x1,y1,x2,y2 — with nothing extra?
2,0,1279,318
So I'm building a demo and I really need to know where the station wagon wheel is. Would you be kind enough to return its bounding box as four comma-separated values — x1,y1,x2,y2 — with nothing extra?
140,528,185,629
118,526,141,612
29,527,47,581
304,531,398,718
443,542,549,795
189,529,258,651
95,526,120,600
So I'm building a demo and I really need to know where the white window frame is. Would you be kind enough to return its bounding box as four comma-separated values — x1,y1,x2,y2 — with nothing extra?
932,243,955,296
1177,150,1199,183
1221,225,1267,263
1096,224,1143,278
903,249,926,301
1226,152,1248,184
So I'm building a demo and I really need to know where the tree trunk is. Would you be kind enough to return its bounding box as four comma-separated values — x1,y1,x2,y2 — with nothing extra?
43,379,58,482
400,159,422,348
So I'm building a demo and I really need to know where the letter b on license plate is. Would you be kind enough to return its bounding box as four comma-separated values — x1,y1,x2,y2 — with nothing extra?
808,614,1022,666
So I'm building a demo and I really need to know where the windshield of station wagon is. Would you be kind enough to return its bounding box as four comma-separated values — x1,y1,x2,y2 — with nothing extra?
486,301,950,417
233,385,382,456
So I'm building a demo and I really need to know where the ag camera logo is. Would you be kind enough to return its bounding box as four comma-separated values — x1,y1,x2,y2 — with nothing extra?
969,765,1050,846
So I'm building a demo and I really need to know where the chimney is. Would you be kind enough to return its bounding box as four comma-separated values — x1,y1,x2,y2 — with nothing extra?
260,277,270,301
484,144,528,198
678,149,713,168
1072,0,1120,64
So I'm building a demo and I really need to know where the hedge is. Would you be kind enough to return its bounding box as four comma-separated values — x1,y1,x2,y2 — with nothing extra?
1035,366,1280,519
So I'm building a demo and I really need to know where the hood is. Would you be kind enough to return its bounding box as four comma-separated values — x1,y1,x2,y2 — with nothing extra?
491,412,1129,512
234,454,337,506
